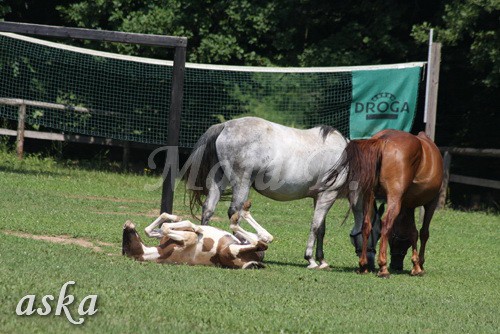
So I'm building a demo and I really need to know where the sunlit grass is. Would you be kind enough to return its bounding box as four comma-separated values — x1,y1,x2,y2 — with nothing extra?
0,149,498,333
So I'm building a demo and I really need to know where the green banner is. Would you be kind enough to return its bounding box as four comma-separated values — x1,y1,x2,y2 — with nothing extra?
349,66,421,139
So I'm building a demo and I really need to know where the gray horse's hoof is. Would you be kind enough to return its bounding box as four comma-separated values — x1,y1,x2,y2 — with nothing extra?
318,261,330,270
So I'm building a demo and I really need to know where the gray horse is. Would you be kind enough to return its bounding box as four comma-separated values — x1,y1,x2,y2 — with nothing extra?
182,117,349,269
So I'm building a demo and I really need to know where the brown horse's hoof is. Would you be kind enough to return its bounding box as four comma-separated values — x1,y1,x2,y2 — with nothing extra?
356,264,370,274
377,270,391,278
410,269,425,276
356,268,370,275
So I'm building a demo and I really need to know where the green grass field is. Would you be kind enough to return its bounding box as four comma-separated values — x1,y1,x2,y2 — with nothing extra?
0,149,498,333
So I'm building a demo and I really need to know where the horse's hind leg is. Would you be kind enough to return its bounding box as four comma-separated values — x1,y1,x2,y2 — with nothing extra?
305,191,337,269
227,172,252,220
227,240,268,269
406,209,424,276
201,169,228,225
378,195,402,278
419,195,438,271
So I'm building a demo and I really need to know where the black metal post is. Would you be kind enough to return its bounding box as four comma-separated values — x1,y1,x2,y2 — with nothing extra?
160,45,186,214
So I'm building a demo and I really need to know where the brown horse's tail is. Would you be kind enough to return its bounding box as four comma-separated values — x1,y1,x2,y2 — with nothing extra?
182,123,226,217
344,139,384,200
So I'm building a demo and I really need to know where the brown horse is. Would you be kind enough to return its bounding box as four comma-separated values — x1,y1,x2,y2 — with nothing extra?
345,130,443,277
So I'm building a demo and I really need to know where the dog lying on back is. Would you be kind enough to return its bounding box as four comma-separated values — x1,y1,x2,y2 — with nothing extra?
122,201,273,269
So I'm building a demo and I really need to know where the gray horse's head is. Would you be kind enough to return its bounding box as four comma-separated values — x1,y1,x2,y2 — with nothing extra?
350,202,412,271
350,202,385,271
388,214,413,271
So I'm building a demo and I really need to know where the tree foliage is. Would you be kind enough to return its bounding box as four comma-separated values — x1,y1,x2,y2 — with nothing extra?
56,0,277,65
413,0,498,88
53,1,443,67
412,0,498,146
0,2,10,18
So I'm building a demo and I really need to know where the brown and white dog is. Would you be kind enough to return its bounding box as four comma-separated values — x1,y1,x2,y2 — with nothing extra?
122,201,273,269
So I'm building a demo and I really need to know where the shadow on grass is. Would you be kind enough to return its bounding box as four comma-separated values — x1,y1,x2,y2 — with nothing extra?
265,260,357,273
265,260,413,275
0,165,69,177
264,260,307,269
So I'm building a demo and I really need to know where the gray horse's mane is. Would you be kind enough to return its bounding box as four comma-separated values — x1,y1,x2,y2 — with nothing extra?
317,125,338,141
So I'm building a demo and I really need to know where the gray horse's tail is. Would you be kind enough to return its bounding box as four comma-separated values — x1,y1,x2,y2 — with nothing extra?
182,123,225,216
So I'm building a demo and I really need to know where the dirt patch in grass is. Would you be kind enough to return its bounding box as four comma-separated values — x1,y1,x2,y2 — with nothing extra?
66,194,156,204
92,210,160,218
66,195,228,222
91,209,227,222
3,230,118,255
181,212,225,222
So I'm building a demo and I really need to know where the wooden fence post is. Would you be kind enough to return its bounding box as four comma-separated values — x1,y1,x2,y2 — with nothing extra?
438,151,451,209
424,42,442,141
16,103,26,159
122,141,130,171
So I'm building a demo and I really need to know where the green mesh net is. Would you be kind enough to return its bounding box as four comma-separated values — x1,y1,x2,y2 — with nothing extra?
181,68,352,147
0,33,357,148
0,33,171,145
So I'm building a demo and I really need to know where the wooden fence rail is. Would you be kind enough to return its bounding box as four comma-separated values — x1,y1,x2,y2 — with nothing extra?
438,147,500,208
0,98,157,166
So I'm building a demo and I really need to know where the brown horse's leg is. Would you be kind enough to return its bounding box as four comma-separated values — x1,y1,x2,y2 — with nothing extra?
419,195,438,271
358,192,374,274
378,196,401,278
408,209,424,276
